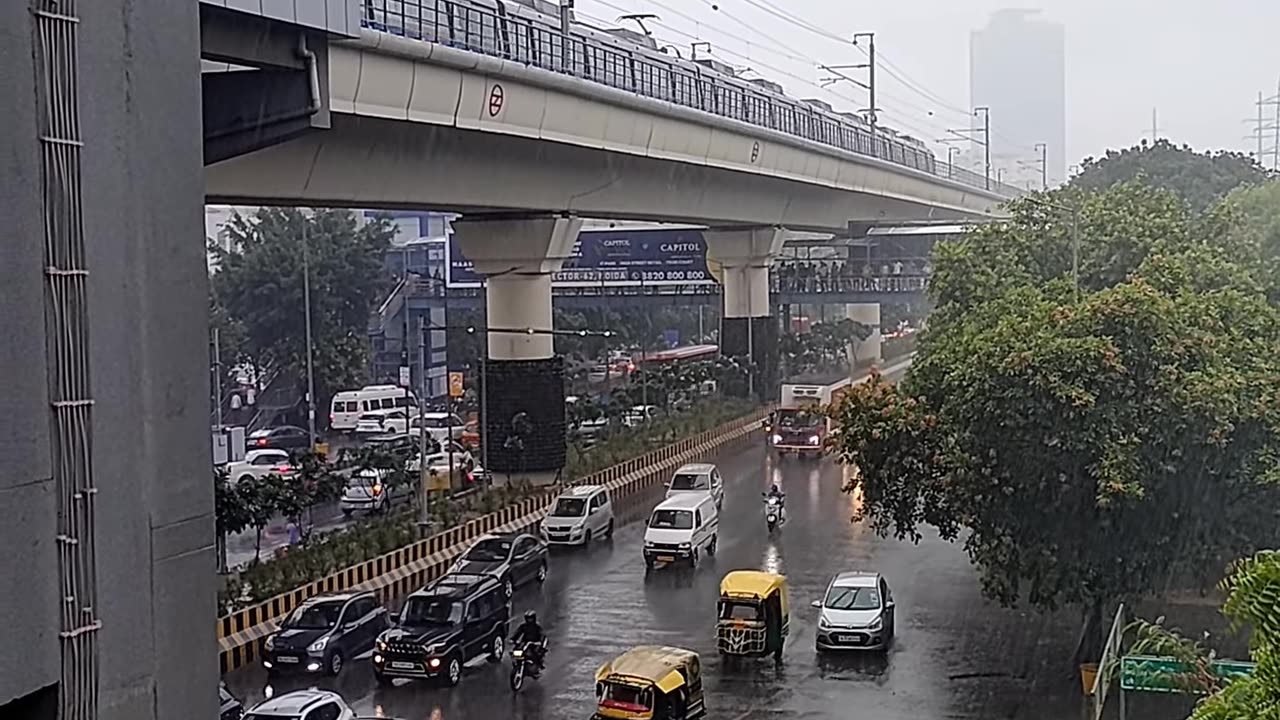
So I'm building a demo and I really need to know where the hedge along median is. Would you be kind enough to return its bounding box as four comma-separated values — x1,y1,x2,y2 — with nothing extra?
217,406,769,673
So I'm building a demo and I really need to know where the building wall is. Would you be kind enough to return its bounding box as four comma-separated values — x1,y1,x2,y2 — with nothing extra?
84,2,216,719
970,9,1067,185
0,0,62,709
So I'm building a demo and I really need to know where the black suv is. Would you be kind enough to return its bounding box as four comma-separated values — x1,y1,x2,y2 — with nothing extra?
373,575,510,687
262,591,388,677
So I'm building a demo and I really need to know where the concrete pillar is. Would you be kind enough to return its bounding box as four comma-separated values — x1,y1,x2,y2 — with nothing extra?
705,226,786,400
1,1,213,718
452,214,582,486
846,303,883,369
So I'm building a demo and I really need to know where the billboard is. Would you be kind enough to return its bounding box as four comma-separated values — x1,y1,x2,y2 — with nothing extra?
446,227,720,288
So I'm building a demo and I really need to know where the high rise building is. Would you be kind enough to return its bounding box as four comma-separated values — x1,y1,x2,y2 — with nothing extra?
970,9,1066,188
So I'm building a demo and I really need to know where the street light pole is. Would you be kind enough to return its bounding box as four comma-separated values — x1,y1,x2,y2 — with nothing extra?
947,146,958,178
302,212,317,449
212,328,223,427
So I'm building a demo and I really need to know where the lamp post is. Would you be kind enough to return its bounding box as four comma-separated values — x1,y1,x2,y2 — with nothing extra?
1034,142,1048,190
301,211,317,450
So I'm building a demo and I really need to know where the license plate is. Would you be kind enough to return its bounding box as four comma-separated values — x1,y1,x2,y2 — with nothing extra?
657,555,675,563
276,656,299,664
389,661,417,670
837,634,862,644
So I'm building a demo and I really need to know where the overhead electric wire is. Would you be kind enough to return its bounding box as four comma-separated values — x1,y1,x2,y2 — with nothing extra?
587,0,961,144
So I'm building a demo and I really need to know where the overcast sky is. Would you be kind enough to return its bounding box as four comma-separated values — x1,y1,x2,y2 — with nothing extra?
576,0,1280,168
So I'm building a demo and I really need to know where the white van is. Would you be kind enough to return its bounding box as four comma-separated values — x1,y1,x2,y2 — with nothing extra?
329,385,418,431
666,463,724,509
643,493,718,570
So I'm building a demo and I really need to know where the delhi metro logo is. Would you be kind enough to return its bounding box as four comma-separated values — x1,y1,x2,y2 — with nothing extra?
488,84,505,117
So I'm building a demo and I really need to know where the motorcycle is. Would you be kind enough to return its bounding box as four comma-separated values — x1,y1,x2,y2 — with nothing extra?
509,640,545,692
762,493,786,532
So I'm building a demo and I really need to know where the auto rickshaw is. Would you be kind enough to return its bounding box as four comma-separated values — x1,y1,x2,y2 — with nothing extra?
716,570,790,661
594,646,706,720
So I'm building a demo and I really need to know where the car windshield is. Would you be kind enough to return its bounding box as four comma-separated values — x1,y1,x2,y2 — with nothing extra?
824,585,881,611
670,473,702,490
551,497,587,517
401,597,462,625
779,410,820,429
650,509,693,530
285,601,343,630
465,538,512,561
718,600,762,621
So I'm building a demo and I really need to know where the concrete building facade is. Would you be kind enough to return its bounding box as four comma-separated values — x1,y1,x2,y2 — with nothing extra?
971,9,1067,188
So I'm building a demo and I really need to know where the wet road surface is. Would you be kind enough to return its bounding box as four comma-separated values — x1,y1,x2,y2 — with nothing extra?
227,374,1085,719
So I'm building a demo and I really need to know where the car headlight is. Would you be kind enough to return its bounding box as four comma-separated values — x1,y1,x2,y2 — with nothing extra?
307,636,329,653
570,524,584,534
264,634,275,651
772,434,783,444
678,542,691,549
512,649,524,659
376,638,387,652
425,643,443,654
867,616,883,632
808,434,820,445
818,616,831,630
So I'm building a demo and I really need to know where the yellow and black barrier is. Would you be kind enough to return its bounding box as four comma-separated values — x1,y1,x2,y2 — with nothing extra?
218,409,768,673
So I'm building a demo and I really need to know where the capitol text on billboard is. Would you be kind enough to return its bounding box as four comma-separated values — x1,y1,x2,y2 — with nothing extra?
446,227,717,288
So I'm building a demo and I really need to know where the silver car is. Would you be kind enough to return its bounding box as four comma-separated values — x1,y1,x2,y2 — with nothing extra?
813,571,896,652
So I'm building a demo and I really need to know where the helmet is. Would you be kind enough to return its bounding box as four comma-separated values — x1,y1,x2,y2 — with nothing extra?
524,610,538,623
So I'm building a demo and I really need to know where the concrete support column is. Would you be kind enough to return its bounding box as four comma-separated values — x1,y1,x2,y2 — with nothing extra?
846,302,883,369
706,226,785,400
452,214,582,486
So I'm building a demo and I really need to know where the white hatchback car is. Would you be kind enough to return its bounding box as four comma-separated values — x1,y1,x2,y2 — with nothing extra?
541,485,615,546
666,462,725,509
243,689,355,720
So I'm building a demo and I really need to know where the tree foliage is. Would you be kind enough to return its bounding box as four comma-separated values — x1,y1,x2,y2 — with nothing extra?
1071,139,1269,214
211,208,395,411
829,180,1280,618
1192,551,1280,719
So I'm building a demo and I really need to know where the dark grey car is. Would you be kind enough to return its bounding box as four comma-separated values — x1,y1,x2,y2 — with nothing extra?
446,532,548,599
261,591,389,676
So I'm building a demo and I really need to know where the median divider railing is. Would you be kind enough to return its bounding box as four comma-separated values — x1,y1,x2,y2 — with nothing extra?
218,407,769,673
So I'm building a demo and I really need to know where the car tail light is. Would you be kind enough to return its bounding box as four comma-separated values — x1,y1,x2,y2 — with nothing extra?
372,484,383,496
257,438,268,446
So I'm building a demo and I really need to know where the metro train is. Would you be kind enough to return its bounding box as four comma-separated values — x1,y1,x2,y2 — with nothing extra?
365,0,939,176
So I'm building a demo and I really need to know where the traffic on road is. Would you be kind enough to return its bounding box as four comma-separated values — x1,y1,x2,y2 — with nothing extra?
224,365,1084,720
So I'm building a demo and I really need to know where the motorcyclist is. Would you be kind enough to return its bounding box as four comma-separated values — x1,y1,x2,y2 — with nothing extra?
511,610,547,669
764,484,787,524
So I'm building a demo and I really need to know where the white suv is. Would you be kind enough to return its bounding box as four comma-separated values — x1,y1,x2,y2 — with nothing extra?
541,485,614,546
243,689,354,720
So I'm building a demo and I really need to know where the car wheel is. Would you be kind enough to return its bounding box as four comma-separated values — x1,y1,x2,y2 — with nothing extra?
341,509,353,520
503,577,514,599
707,537,717,556
689,548,699,568
326,649,344,676
489,634,505,663
583,529,593,546
536,563,547,583
604,519,615,538
238,475,253,485
446,655,463,687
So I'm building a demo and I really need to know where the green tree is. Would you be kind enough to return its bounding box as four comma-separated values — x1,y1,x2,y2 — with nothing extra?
271,451,344,541
1192,551,1280,719
829,181,1280,658
214,467,250,572
236,474,279,563
211,208,395,419
1072,139,1269,214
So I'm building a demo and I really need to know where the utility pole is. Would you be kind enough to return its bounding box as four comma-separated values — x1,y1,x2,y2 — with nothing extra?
302,212,317,450
558,0,573,35
974,106,992,190
1247,90,1280,167
947,146,958,178
1150,107,1159,143
1273,79,1280,171
212,328,223,427
819,32,877,139
1034,142,1048,190
417,316,429,530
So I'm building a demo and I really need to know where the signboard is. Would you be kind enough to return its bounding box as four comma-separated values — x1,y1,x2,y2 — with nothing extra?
446,227,718,288
449,372,465,398
398,365,411,388
1119,655,1255,694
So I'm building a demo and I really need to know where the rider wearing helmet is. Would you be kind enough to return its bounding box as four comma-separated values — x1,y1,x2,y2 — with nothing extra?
511,610,547,668
767,484,786,503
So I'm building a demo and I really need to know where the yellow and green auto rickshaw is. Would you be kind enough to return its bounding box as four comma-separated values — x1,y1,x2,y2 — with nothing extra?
594,646,706,720
716,570,790,661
